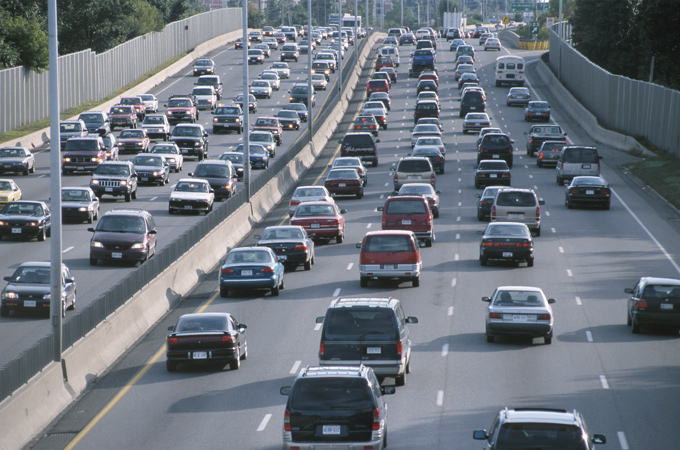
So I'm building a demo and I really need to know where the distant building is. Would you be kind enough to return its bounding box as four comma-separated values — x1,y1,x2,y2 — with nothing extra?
199,0,228,9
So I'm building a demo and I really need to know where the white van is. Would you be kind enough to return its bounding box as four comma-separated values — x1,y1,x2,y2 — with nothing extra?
379,46,400,67
495,55,525,87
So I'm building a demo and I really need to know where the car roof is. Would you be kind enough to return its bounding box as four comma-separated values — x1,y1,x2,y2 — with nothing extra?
329,297,399,309
638,277,680,286
499,408,579,426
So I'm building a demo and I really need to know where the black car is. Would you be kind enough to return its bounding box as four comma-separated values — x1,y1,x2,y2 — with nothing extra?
77,111,111,135
475,160,511,189
280,44,299,62
459,90,486,118
411,146,445,174
275,110,301,130
525,100,551,122
280,365,395,449
247,49,265,64
212,105,244,134
288,83,316,107
218,152,245,181
413,100,440,122
189,160,237,201
536,141,566,168
0,201,51,241
166,312,247,371
416,79,437,94
353,115,380,136
625,277,680,334
339,132,380,167
475,185,505,221
89,161,138,202
255,225,315,271
169,124,209,161
132,154,170,186
0,262,76,317
282,103,308,122
369,92,391,110
234,94,258,113
88,208,157,266
477,133,514,168
565,176,611,209
399,33,415,45
479,222,534,267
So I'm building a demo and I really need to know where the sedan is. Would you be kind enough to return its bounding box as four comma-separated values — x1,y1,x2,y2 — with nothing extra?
288,186,334,216
475,185,505,221
0,201,51,241
61,187,100,223
455,55,474,68
368,92,391,110
249,80,273,99
0,179,22,204
330,157,368,186
248,49,265,64
525,101,551,122
506,87,531,106
166,313,247,371
416,79,438,94
413,137,447,156
536,141,566,168
282,102,308,122
411,124,442,147
484,38,502,51
474,160,511,189
0,147,35,175
276,110,301,130
168,178,214,215
455,63,476,80
255,225,315,271
353,115,380,136
234,94,258,113
479,222,534,267
458,72,479,89
565,176,611,209
132,154,170,185
289,201,346,243
270,61,291,79
249,131,277,157
253,43,271,58
218,247,284,297
324,168,364,199
625,277,680,334
116,129,150,153
416,117,443,132
233,143,269,169
482,286,555,344
311,74,328,91
397,183,440,218
463,113,491,134
0,262,76,317
150,142,184,172
218,152,245,181
259,71,281,90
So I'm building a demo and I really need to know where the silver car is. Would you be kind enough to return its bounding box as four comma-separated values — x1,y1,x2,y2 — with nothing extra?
410,124,442,148
482,286,555,344
506,87,531,106
288,185,334,216
331,157,368,186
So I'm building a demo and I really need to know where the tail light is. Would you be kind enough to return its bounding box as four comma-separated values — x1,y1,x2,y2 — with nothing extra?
221,267,234,274
508,146,513,153
570,188,579,194
284,409,291,431
489,312,501,319
355,125,360,129
394,174,398,182
538,314,551,320
636,298,648,309
536,206,541,219
261,267,274,273
221,334,236,343
491,205,496,218
482,240,493,247
479,146,484,153
372,408,381,430
601,188,610,195
522,242,532,248
431,173,435,182
397,340,403,357
167,336,178,346
293,244,307,251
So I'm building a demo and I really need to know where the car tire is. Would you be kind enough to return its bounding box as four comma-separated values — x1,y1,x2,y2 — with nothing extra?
486,334,494,343
475,181,480,189
631,317,641,334
125,192,131,202
220,287,229,298
425,239,432,248
527,257,534,267
480,256,488,266
37,227,46,241
271,284,280,296
544,335,552,345
603,202,610,210
23,167,29,176
229,350,241,370
535,227,541,237
537,160,542,168
166,360,178,372
87,212,94,224
67,294,76,311
0,306,8,317
168,208,174,215
89,257,97,266
566,200,573,209
360,277,368,287
356,191,363,199
627,312,632,326
395,373,406,386
433,210,439,219
412,276,420,287
556,175,563,185
304,259,312,271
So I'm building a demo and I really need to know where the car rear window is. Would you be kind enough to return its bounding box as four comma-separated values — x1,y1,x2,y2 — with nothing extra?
563,148,599,163
417,103,437,110
364,235,413,252
463,92,484,105
398,160,431,172
342,135,374,146
291,378,374,410
642,285,680,298
324,309,397,340
482,135,510,145
498,423,584,448
496,191,537,207
385,199,428,214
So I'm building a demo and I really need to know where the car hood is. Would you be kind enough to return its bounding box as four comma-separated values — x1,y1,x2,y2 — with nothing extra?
134,165,164,173
92,231,144,244
61,200,93,208
0,157,29,163
3,283,51,296
0,212,46,220
118,138,145,144
170,192,212,201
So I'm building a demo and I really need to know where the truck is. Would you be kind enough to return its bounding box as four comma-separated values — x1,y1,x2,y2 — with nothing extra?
524,124,568,157
409,49,436,78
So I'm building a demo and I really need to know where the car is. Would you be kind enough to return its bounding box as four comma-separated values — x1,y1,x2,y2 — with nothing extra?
262,25,275,37
331,157,368,186
556,146,601,184
474,160,511,189
455,55,475,67
525,124,567,157
248,30,263,42
463,112,491,134
61,136,108,174
218,152,245,181
506,87,531,106
316,296,418,384
234,93,258,115
311,61,331,80
276,110,301,131
280,43,299,61
397,183,440,218
252,117,283,146
288,185,334,216
0,201,51,241
137,94,159,113
212,104,244,134
455,63,476,80
270,61,291,79
474,407,606,449
353,115,380,136
288,83,316,107
416,117,442,132
416,79,438,94
536,141,566,168
150,142,183,172
366,79,389,96
232,142,270,169
361,107,388,130
191,85,218,110
219,246,285,297
280,365,395,450
168,178,214,215
410,124,442,148
116,128,150,154
282,102,308,122
410,146,445,176
339,132,380,167
392,156,436,191
565,176,611,209
255,225,315,271
369,92,391,110
479,222,534,267
525,100,551,121
482,286,555,343
475,185,505,221
479,32,494,45
103,134,121,160
0,179,22,205
413,136,446,156
379,195,435,247
195,74,223,100
59,120,89,150
311,73,328,91
324,168,363,199
416,91,440,105
89,161,138,202
475,127,502,149
132,154,169,186
413,100,440,122
626,277,680,334
61,187,100,223
362,101,389,117
449,38,466,51
166,312,247,371
400,32,416,45
314,52,337,71
289,201,346,243
77,111,111,135
164,95,198,124
169,123,209,160
0,262,76,318
273,32,287,44
108,105,138,130
140,114,170,141
460,89,486,117
88,208,157,266
484,37,502,50
458,72,479,89
188,160,237,201
0,147,35,175
477,132,514,167
371,71,392,87
491,188,544,235
455,44,475,60
262,36,278,50
234,37,250,49
259,71,281,90
383,36,398,46
253,43,271,58
249,80,273,99
249,130,277,157
119,96,146,120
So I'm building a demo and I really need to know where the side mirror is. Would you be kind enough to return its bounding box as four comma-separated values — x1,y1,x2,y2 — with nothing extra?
3,276,11,281
624,287,634,294
548,298,556,304
377,206,384,211
406,316,418,323
148,229,158,235
475,194,481,198
381,386,396,395
280,386,292,395
188,172,194,177
167,325,175,331
523,131,528,136
592,434,607,444
340,209,347,214
476,230,484,235
419,240,426,248
538,199,545,205
87,227,95,232
315,316,324,323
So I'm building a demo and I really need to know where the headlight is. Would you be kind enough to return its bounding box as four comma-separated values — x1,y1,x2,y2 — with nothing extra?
3,291,18,299
90,179,99,186
90,157,98,162
120,180,128,186
28,221,38,227
166,111,173,115
168,158,176,163
63,158,71,163
137,142,143,146
194,142,201,146
78,207,87,212
91,241,104,248
131,243,145,250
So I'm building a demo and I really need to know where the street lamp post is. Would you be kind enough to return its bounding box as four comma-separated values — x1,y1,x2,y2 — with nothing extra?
307,0,314,142
242,0,250,201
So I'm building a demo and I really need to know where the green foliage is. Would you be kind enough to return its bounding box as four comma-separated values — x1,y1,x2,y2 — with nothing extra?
248,2,263,27
636,0,680,90
125,0,165,39
0,12,49,72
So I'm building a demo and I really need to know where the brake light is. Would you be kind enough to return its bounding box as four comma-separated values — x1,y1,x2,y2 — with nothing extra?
431,173,435,182
221,267,234,274
491,205,496,218
489,312,502,319
637,298,648,309
508,146,513,153
372,408,381,430
601,188,610,195
319,340,325,356
570,188,579,194
522,242,532,247
293,244,307,251
536,206,541,219
167,336,178,346
479,146,484,153
538,314,551,320
284,409,291,431
222,334,236,343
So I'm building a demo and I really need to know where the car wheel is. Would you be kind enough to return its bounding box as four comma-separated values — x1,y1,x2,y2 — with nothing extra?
229,349,241,370
168,208,174,215
395,373,406,386
356,191,363,199
544,335,552,345
220,287,229,298
537,160,542,168
89,257,97,266
360,276,368,287
566,200,573,209
474,181,480,189
627,311,632,326
527,257,534,267
535,227,541,237
480,256,488,266
433,210,439,219
37,227,46,241
425,239,432,248
486,333,494,343
412,276,420,287
23,167,29,176
304,259,312,271
631,317,641,334
125,192,131,202
0,306,8,317
166,360,178,372
603,202,611,210
556,175,563,185
271,283,280,296
337,233,344,244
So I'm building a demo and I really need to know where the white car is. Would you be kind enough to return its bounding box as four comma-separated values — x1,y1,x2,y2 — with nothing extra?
361,101,388,116
191,86,217,110
168,178,215,215
410,124,442,147
288,185,334,216
150,142,184,172
138,94,159,113
270,62,291,79
249,80,273,99
141,114,170,141
259,71,281,90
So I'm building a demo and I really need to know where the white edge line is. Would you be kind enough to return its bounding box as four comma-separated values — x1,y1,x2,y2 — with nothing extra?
617,431,629,450
436,390,444,406
257,413,272,432
346,262,353,270
599,375,609,389
290,360,301,374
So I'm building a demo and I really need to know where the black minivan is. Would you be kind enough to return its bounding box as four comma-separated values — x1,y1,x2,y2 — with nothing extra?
460,90,486,117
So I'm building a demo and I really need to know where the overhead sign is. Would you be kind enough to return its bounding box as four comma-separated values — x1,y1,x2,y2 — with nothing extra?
511,2,549,12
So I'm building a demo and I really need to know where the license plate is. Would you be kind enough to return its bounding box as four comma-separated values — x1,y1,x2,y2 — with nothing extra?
184,205,193,209
402,219,411,225
182,149,190,154
509,214,524,219
77,167,84,171
11,228,21,234
490,174,498,178
582,164,591,169
586,190,594,195
381,264,396,269
322,425,341,435
277,255,287,261
241,270,253,276
502,252,513,257
660,303,673,310
512,315,528,321
112,252,122,259
367,347,382,354
141,177,148,182
105,187,113,192
408,175,420,180
338,183,346,187
311,223,321,228
24,300,36,307
492,154,499,158
192,352,207,359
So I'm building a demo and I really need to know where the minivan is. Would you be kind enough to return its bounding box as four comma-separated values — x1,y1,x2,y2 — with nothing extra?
379,195,434,247
357,230,422,287
460,90,486,117
391,157,436,190
556,146,602,185
491,188,545,236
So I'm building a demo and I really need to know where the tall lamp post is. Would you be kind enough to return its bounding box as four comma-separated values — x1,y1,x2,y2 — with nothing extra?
307,0,314,141
242,0,250,201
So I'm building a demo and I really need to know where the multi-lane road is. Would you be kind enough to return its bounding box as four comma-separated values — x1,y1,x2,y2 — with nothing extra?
25,35,680,450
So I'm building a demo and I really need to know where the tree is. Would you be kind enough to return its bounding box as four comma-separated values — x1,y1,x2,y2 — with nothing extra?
125,0,165,39
636,0,680,89
0,11,49,72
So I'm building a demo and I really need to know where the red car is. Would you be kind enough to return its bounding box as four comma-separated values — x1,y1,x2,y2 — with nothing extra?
252,117,283,146
109,104,138,130
378,195,434,247
116,128,150,154
324,168,364,199
419,71,439,85
289,201,347,243
374,56,394,71
165,95,198,124
367,79,390,96
119,96,146,120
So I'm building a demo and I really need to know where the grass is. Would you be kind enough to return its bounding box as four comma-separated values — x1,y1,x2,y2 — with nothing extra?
628,148,680,209
0,54,187,143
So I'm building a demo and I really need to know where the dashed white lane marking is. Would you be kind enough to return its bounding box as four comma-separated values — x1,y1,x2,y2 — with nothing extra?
380,194,384,199
457,202,462,207
617,431,630,450
332,288,341,297
448,306,454,316
586,331,593,342
458,189,461,194
451,278,457,287
454,254,459,261
458,178,461,182
533,185,538,190
314,323,322,331
257,414,272,431
567,269,573,277
575,296,582,305
599,375,609,389
528,174,533,179
436,390,444,406
39,174,47,178
442,344,449,356
545,211,550,216
455,233,460,240
150,197,157,201
62,246,74,254
384,182,388,187
367,223,372,228
347,263,353,270
456,216,461,222
551,227,556,233
290,360,301,374
559,246,564,253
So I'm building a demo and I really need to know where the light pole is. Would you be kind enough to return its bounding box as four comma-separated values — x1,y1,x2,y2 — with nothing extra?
242,0,250,201
337,0,342,97
307,0,314,142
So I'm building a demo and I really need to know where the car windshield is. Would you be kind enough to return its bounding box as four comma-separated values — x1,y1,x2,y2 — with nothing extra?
110,107,133,114
2,202,43,215
0,148,26,157
119,130,144,139
294,188,326,197
79,114,103,123
96,216,145,233
10,266,51,284
0,181,13,190
143,116,165,124
295,204,335,216
226,250,273,264
234,144,267,155
398,160,431,172
62,189,89,201
172,127,201,137
167,99,192,108
479,161,508,170
277,111,298,119
133,156,163,167
262,228,304,240
324,309,398,340
496,423,583,448
496,191,536,206
194,60,212,66
252,81,268,87
255,119,278,127
219,153,244,164
194,164,230,178
95,165,130,176
250,133,271,142
412,148,440,156
175,181,209,193
414,125,439,134
291,86,308,94
139,95,154,101
399,185,433,195
530,102,549,109
193,88,213,96
176,315,227,332
151,146,177,155
290,378,373,410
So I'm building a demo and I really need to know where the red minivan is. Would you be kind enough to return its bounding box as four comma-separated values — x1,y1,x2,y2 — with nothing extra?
357,230,422,287
378,195,434,247
367,79,390,96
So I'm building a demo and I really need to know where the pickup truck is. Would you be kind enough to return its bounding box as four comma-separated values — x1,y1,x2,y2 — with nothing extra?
524,124,567,157
409,49,436,78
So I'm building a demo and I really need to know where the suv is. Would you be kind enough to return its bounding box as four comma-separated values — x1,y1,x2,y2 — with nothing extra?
625,277,680,334
212,104,244,134
195,75,223,99
189,160,237,201
316,297,418,385
108,105,138,130
391,157,436,190
89,161,138,202
280,365,395,450
477,133,514,168
62,136,107,174
88,209,157,266
119,96,146,120
491,188,545,236
169,124,209,160
59,120,88,150
141,114,170,140
460,89,486,117
414,100,440,122
339,132,380,167
379,195,435,247
191,85,217,111
357,230,422,287
78,111,111,135
556,146,602,185
164,95,198,124
473,407,606,449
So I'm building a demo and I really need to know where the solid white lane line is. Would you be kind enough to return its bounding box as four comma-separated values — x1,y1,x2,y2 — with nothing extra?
599,375,609,389
150,197,157,201
559,246,564,253
62,246,74,254
567,269,573,277
551,227,556,233
314,323,322,331
290,360,301,374
451,278,457,287
545,211,550,216
448,306,454,316
617,431,630,450
436,390,444,406
575,296,582,305
586,331,593,342
347,263,353,270
257,414,272,431
441,344,449,356
367,223,372,228
332,288,341,297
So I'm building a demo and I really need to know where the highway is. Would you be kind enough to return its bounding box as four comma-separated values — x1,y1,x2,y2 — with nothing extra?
0,37,358,370
26,36,680,449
